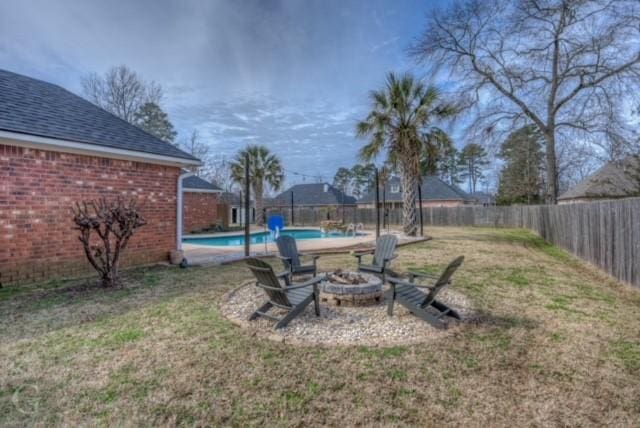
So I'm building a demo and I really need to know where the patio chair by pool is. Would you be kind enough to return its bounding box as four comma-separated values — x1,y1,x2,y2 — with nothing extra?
352,234,398,281
386,256,464,330
276,235,319,278
246,258,322,329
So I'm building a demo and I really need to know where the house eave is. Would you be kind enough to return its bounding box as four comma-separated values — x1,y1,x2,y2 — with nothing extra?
0,130,201,167
184,188,222,194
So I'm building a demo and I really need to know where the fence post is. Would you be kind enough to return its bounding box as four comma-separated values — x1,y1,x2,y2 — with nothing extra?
375,168,380,238
243,154,250,257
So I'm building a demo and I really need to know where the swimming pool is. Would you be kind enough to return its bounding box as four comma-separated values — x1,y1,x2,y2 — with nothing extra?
183,228,363,247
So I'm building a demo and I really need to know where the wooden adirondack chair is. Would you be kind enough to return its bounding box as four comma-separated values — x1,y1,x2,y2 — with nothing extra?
386,256,465,329
276,235,319,277
352,234,398,281
246,257,323,329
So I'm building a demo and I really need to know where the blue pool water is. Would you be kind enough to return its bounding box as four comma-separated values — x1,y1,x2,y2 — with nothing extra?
183,228,361,247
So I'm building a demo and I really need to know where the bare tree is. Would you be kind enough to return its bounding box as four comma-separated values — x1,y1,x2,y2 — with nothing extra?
71,198,146,288
206,156,236,192
82,65,163,123
415,0,640,203
180,130,212,175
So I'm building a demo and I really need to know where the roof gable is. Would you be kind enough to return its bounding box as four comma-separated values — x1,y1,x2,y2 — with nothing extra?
0,69,198,163
183,175,222,191
559,156,640,200
268,183,356,206
358,175,472,203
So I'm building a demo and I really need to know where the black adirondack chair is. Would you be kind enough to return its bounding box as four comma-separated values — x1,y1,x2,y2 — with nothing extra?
352,234,398,281
246,257,323,329
386,256,465,329
276,235,319,278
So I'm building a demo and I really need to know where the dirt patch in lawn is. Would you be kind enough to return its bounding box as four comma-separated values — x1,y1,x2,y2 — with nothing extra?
220,281,478,346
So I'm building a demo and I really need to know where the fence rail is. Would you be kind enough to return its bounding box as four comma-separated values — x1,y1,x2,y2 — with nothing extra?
268,199,640,287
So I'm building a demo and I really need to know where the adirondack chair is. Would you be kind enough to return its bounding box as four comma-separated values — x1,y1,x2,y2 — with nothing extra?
276,235,319,278
352,234,398,281
386,256,465,330
246,257,323,329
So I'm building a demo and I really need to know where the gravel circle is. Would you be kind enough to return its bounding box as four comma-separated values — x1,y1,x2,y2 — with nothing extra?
220,281,478,347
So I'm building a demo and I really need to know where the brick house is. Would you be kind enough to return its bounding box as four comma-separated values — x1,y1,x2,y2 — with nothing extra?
357,175,474,208
0,69,201,286
182,175,222,233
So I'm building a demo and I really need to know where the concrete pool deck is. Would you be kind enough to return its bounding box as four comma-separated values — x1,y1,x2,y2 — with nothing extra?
182,227,429,266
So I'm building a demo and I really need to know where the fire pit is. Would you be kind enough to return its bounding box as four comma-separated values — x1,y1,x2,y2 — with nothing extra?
319,270,383,306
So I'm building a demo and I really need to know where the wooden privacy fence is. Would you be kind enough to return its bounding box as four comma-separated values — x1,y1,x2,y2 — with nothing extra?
274,199,640,287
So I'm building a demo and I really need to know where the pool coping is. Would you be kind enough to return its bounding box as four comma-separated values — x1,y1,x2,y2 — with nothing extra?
182,227,374,253
182,229,430,266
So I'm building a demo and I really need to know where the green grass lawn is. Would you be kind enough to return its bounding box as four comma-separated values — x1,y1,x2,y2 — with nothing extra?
1,227,639,426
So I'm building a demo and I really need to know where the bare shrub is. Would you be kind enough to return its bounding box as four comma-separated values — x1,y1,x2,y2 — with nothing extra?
71,198,146,287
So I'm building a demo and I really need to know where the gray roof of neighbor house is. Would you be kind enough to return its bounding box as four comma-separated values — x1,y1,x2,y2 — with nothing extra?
267,183,357,206
183,175,222,191
469,191,496,204
220,191,255,206
558,156,640,201
0,68,198,163
358,175,473,204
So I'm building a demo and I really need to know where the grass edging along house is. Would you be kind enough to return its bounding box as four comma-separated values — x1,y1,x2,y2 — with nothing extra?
0,69,201,286
182,175,222,233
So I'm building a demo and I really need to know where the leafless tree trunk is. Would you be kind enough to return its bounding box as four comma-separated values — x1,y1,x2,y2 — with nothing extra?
415,0,640,203
71,198,146,287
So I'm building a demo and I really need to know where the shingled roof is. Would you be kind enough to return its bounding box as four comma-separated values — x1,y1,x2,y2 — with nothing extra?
558,156,640,201
267,183,357,206
358,175,472,204
183,175,222,192
0,68,198,163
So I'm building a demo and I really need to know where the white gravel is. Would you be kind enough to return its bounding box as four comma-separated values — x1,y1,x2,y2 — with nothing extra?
220,282,478,346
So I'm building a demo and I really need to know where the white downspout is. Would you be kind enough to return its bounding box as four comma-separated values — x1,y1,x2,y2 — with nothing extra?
176,171,196,252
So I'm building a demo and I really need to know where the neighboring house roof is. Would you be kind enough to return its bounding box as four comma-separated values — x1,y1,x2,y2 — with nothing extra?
220,192,254,206
469,191,496,205
183,175,222,192
357,175,473,204
558,156,640,201
267,183,357,206
0,68,199,164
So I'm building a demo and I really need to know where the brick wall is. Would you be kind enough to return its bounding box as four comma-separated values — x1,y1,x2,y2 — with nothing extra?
183,191,219,233
0,144,180,286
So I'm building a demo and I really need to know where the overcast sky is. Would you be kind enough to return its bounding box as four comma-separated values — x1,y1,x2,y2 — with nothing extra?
0,0,448,185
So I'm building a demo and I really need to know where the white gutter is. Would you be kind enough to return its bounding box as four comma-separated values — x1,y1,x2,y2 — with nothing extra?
0,131,201,167
176,171,196,251
183,188,223,194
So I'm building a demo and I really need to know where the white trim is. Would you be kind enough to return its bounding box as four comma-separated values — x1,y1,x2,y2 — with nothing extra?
183,188,222,194
0,130,201,167
177,172,196,251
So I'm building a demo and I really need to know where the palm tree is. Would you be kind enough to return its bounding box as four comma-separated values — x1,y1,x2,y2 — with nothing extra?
230,145,284,226
356,72,456,236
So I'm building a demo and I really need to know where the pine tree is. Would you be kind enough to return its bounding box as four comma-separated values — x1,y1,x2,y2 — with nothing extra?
133,102,177,143
496,126,545,205
439,146,463,186
333,167,353,194
459,143,489,193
